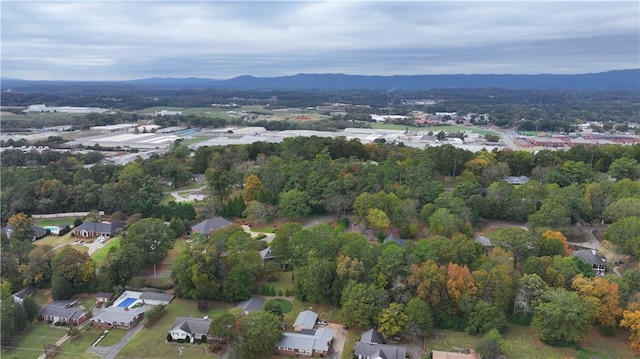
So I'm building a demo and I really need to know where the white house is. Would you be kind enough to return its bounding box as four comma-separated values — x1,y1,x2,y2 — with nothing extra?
168,317,212,343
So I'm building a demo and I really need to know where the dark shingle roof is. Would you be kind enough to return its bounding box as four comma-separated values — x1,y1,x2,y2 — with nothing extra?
354,342,406,359
40,300,86,321
74,221,124,234
139,292,174,303
572,249,606,266
236,297,265,313
13,287,36,300
361,328,385,344
191,217,232,236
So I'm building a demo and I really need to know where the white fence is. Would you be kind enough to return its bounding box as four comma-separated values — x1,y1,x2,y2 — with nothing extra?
31,211,104,219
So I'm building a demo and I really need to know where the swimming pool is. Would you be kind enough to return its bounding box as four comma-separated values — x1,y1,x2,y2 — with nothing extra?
117,297,137,308
43,226,60,234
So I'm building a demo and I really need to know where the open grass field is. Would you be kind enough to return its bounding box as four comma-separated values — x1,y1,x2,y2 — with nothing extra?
116,298,232,359
1,322,68,359
35,231,74,248
259,270,296,298
55,327,103,359
424,324,637,359
91,236,121,267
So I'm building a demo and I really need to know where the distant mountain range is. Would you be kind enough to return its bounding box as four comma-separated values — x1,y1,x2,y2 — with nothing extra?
2,69,639,92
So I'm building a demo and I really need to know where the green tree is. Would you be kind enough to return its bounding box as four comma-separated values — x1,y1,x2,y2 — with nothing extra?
210,311,240,344
366,208,390,234
263,299,284,319
295,257,338,304
377,302,408,339
604,198,640,222
604,216,640,259
223,266,255,302
465,300,507,335
608,157,640,180
20,245,53,287
277,189,310,218
124,218,174,265
490,227,536,266
532,289,594,345
1,298,28,346
237,311,283,359
405,297,433,339
7,213,35,242
529,197,571,229
340,282,387,328
51,247,95,296
22,296,39,323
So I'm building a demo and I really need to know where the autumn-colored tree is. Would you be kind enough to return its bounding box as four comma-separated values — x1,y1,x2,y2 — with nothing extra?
7,213,35,242
620,310,640,352
367,208,390,234
336,255,365,284
446,263,478,310
242,174,263,204
540,230,571,256
20,246,53,287
473,264,514,311
571,274,622,327
377,302,409,339
407,260,446,308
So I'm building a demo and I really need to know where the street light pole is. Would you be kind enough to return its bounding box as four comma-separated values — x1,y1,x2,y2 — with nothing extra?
40,337,48,359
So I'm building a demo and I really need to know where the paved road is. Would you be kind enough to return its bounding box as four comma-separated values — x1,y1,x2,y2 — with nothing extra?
88,320,145,359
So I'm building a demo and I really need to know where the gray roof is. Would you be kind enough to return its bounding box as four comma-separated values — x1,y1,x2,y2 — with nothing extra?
2,225,49,239
383,234,408,247
13,287,36,300
293,310,318,329
354,342,407,359
92,306,145,324
74,220,124,234
475,236,492,247
572,249,606,266
505,176,530,184
139,292,174,303
40,300,86,321
170,317,212,336
191,217,232,236
361,328,385,344
277,329,334,353
259,247,276,260
96,292,113,299
236,297,265,313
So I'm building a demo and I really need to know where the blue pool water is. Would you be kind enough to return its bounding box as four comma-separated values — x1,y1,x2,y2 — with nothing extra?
117,297,137,308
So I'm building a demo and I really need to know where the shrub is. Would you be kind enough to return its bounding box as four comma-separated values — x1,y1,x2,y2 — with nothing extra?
176,338,185,343
210,342,223,353
143,305,166,327
73,218,83,227
278,290,283,296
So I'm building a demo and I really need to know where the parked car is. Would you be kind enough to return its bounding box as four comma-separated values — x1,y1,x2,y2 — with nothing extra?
316,320,327,326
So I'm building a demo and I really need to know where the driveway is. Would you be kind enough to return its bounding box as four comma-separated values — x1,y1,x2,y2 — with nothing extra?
88,320,145,359
327,323,346,359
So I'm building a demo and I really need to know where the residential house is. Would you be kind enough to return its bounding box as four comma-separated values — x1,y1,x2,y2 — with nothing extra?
168,316,212,343
73,220,124,238
572,249,606,276
190,217,232,237
276,327,334,357
40,300,90,325
236,296,265,315
354,328,407,359
383,234,409,247
91,306,145,329
259,246,276,266
138,291,174,305
96,292,114,306
504,176,530,185
474,236,493,248
2,224,50,241
12,287,36,304
293,310,318,332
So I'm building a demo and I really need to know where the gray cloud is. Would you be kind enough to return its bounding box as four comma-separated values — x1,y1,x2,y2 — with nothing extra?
1,1,638,80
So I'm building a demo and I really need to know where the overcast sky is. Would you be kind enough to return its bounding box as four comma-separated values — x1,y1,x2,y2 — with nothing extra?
2,1,639,81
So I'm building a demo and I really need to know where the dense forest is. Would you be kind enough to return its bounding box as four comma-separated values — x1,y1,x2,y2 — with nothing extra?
2,137,640,356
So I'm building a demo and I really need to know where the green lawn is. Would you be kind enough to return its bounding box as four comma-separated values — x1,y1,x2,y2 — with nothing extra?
1,322,68,359
259,271,296,298
180,136,209,145
116,299,232,359
275,299,293,314
96,328,129,346
91,237,121,266
424,324,638,359
341,328,363,359
55,327,102,359
35,218,75,227
35,231,74,248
